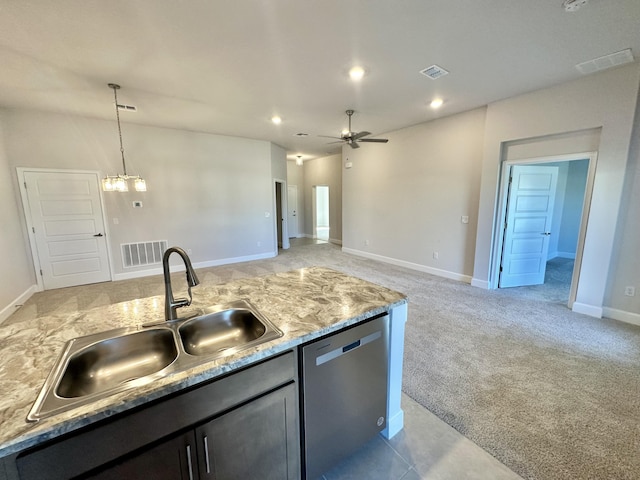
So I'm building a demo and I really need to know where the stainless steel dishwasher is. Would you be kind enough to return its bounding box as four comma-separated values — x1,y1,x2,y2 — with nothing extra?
300,314,389,479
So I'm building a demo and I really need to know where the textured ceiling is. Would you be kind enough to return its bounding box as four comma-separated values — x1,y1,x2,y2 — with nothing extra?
1,0,639,160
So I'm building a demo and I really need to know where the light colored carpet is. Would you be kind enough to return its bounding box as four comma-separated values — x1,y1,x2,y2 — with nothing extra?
9,243,640,479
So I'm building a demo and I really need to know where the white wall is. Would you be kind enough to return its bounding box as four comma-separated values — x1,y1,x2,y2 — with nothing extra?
473,63,640,317
343,108,486,281
3,110,277,282
0,111,35,322
605,81,640,319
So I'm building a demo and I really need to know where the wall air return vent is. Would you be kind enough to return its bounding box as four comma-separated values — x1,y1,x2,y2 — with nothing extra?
419,64,449,80
576,48,634,75
121,240,168,268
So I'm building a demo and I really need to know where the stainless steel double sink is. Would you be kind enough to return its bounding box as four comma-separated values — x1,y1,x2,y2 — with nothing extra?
27,299,283,422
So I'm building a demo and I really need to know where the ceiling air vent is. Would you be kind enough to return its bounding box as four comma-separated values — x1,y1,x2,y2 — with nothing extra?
419,64,449,80
576,48,634,75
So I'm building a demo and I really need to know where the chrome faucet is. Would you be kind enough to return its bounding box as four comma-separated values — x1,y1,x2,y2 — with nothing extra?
162,246,200,321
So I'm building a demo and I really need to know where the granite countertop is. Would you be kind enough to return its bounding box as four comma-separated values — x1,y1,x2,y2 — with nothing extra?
0,267,406,458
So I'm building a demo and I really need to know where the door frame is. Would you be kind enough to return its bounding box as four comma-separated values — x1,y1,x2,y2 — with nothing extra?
273,179,290,251
17,167,114,291
490,152,597,308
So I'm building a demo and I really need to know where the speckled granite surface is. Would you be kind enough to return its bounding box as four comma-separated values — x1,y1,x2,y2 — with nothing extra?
0,267,406,458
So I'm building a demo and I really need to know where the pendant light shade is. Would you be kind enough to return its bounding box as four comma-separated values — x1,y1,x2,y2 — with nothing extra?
102,83,147,192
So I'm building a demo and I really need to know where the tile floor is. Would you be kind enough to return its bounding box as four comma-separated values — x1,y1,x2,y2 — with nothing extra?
320,394,522,480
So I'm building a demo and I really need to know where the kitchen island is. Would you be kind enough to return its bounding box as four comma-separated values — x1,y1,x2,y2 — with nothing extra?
0,266,407,479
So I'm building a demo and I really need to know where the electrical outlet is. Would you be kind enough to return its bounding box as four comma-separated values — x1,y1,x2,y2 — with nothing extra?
433,252,439,260
624,286,635,297
364,240,370,246
461,215,469,224
187,249,192,254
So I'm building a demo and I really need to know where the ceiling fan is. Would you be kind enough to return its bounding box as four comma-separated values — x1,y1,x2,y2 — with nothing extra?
320,110,389,149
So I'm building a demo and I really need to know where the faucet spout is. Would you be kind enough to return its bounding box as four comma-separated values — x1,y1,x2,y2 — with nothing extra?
163,246,200,321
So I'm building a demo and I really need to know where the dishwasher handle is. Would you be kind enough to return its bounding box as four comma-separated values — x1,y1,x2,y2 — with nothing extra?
343,339,361,353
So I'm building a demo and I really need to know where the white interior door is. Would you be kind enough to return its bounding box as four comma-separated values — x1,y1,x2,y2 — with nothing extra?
287,185,298,238
23,171,111,289
499,165,559,288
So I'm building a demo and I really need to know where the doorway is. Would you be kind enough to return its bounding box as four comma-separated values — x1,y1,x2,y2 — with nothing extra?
17,168,112,290
273,179,290,250
492,153,595,307
312,185,330,242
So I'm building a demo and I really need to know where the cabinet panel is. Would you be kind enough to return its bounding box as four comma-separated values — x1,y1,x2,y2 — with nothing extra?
84,431,198,480
196,383,299,480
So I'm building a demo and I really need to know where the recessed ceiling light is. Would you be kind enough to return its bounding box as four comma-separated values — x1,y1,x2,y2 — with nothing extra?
271,116,282,125
430,98,444,109
349,66,365,81
296,155,303,166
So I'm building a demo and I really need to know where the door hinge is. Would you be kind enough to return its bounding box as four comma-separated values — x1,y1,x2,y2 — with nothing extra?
500,265,503,272
32,226,35,234
509,175,513,184
39,269,43,276
24,181,27,189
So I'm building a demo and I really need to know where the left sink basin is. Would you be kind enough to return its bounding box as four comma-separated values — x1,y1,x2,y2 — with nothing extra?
27,327,177,422
57,329,178,399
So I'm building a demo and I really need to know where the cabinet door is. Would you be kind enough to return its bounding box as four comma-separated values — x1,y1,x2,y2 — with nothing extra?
84,430,198,480
195,383,300,480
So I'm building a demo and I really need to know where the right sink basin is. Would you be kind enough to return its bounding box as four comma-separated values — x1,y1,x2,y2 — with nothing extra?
178,300,283,357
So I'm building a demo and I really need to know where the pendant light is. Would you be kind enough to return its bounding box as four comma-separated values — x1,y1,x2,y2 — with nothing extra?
296,155,303,166
102,83,147,192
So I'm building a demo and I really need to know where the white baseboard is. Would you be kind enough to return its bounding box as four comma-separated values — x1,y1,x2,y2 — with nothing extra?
113,252,277,281
471,278,490,289
602,307,640,327
572,302,603,318
0,284,38,325
342,248,472,284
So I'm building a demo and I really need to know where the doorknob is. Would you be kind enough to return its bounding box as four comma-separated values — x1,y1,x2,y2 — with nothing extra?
93,233,104,237
541,232,551,236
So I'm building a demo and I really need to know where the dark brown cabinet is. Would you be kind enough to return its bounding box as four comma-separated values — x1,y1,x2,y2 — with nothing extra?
195,383,298,480
15,351,299,480
87,431,198,480
86,384,299,480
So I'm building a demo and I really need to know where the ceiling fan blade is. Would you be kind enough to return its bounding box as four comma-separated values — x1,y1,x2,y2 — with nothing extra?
349,141,360,149
318,135,343,140
359,138,389,143
351,131,371,141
